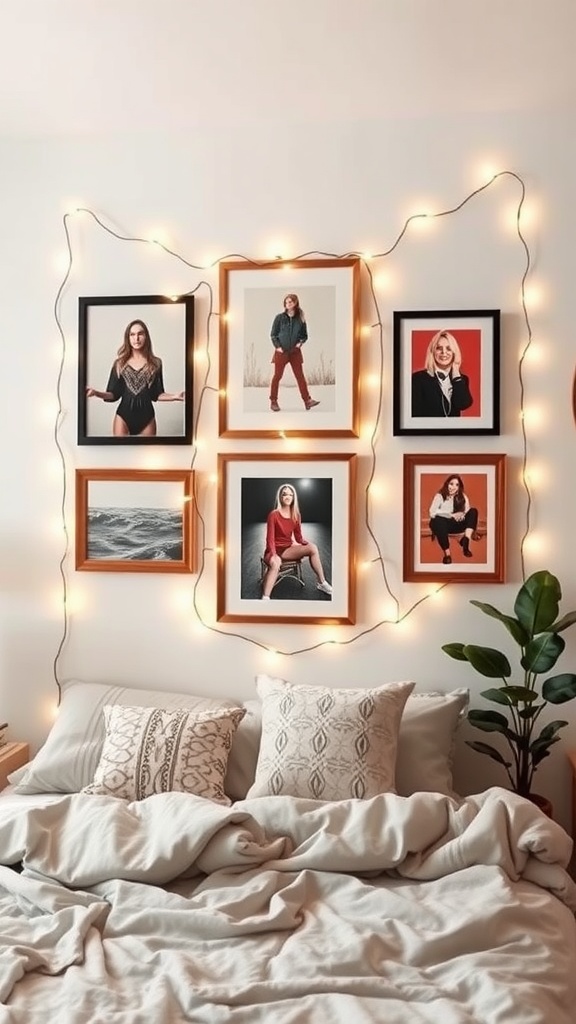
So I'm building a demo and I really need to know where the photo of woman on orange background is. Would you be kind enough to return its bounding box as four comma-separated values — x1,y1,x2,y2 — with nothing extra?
402,454,506,584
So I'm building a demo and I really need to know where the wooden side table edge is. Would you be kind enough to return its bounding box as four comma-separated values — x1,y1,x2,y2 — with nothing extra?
0,742,30,791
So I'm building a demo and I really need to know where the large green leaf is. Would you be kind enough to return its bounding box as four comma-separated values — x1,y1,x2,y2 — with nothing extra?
550,610,576,634
465,740,512,768
479,685,538,706
520,632,564,674
514,570,560,636
535,720,568,741
469,601,529,646
542,673,576,703
441,642,468,662
468,709,519,742
463,645,511,678
479,687,513,706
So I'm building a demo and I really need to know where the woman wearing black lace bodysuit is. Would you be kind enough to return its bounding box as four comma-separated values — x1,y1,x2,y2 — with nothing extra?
86,320,184,436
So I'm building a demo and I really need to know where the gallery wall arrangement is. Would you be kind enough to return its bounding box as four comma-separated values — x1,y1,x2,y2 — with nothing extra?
54,169,537,673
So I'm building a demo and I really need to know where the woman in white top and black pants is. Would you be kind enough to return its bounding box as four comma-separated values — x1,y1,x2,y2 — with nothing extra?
429,475,478,564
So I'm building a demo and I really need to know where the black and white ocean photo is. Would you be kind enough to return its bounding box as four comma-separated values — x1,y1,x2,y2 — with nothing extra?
76,470,194,574
87,505,183,561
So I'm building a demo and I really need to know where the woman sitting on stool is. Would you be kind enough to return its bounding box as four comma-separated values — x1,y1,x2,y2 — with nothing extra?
428,475,478,565
261,483,332,598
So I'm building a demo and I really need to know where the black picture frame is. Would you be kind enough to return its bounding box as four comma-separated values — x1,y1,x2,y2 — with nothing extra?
393,309,500,436
77,294,194,445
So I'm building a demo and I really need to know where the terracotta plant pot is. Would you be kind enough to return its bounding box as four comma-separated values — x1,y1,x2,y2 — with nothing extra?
527,793,553,818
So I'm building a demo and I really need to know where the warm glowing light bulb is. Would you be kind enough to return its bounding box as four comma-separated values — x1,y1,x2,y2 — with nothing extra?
373,271,395,292
65,588,88,616
521,341,544,364
38,399,61,424
474,163,502,186
364,373,380,390
523,283,546,309
368,480,385,500
522,404,546,428
264,241,288,260
361,324,371,337
53,251,71,274
523,533,548,556
194,349,207,365
146,227,170,247
282,437,302,453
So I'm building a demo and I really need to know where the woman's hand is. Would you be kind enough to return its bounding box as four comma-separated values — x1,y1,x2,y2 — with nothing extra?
452,512,465,522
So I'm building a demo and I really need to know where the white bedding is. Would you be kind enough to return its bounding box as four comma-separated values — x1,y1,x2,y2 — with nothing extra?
0,786,575,1023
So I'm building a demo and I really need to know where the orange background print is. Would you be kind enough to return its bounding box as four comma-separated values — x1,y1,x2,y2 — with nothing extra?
419,470,488,566
411,328,482,417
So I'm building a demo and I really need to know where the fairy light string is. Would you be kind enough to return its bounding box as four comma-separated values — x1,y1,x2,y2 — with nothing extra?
52,170,534,681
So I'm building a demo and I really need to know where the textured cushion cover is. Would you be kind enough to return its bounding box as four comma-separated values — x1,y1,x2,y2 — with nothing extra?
83,704,245,803
246,676,414,801
228,688,468,801
11,680,240,795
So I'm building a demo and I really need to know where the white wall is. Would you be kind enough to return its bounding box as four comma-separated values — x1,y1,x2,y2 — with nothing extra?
1,2,576,829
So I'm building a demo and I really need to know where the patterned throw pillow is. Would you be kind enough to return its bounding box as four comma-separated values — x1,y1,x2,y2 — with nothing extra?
83,704,246,804
246,676,414,801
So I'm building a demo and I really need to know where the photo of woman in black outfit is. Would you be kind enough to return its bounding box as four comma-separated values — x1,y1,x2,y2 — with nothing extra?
86,320,185,437
411,330,473,418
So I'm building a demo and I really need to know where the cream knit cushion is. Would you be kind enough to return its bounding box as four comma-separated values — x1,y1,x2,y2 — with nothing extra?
83,704,245,803
11,680,239,795
247,676,414,801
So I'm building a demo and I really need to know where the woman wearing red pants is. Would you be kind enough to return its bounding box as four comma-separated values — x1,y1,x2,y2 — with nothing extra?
269,294,320,412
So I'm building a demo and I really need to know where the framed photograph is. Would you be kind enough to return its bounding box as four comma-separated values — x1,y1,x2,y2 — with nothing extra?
77,294,194,445
217,453,357,623
403,453,506,583
75,469,195,573
393,309,500,435
218,259,360,437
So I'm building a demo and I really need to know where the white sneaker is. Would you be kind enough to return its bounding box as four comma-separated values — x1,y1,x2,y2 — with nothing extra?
317,581,333,595
261,595,270,600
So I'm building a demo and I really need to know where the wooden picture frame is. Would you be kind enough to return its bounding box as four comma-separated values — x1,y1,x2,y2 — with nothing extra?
216,453,357,623
218,259,360,438
75,469,195,573
393,309,500,435
78,294,194,445
403,453,506,583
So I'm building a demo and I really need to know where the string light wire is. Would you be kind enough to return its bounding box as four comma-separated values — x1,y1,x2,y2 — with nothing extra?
52,171,534,682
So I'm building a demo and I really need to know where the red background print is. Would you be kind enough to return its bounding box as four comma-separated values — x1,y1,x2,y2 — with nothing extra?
411,328,482,417
419,470,488,566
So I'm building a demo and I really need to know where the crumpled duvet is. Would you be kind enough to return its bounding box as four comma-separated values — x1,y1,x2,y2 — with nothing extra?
0,786,575,1023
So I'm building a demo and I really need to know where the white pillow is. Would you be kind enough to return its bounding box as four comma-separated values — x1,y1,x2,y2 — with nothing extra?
11,680,240,795
83,704,245,804
246,675,414,801
395,689,469,797
227,687,469,801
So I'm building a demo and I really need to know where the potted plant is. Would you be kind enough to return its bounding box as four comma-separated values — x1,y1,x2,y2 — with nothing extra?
442,569,576,803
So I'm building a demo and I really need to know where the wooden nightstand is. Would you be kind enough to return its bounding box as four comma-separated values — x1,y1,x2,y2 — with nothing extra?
0,742,30,790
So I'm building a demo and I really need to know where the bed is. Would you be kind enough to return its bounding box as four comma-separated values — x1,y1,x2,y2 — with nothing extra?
1,675,575,1023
